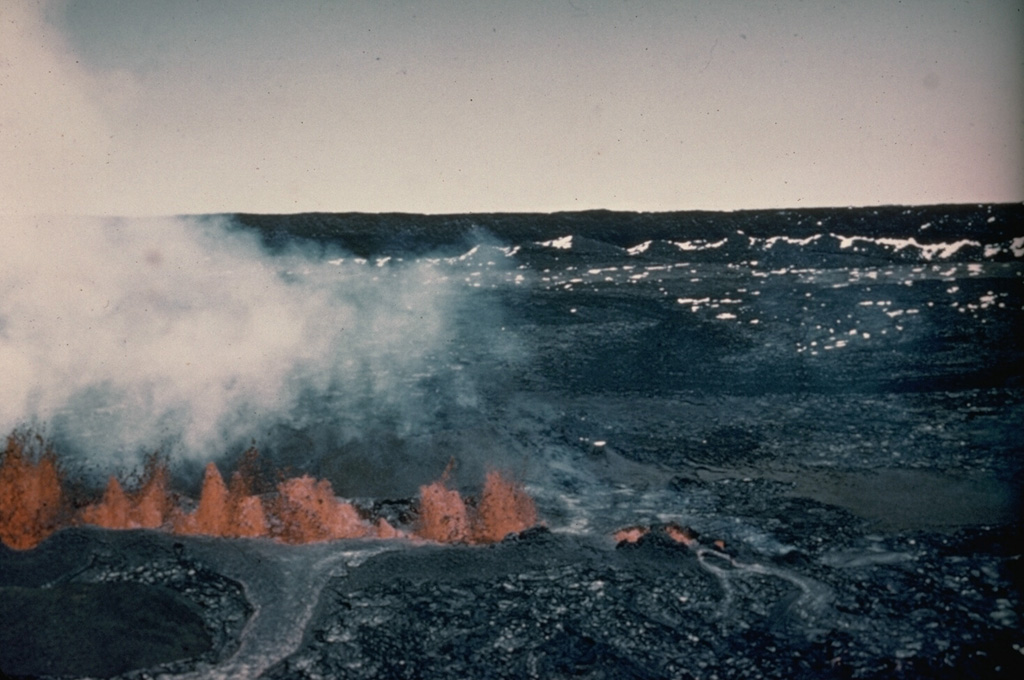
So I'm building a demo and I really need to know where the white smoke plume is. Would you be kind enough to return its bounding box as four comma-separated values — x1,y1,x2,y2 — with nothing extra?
0,214,474,480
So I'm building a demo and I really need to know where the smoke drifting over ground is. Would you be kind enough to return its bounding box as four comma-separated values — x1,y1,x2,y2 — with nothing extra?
0,215,487,484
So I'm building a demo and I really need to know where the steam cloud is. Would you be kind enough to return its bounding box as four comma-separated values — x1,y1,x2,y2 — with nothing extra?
0,215,488,482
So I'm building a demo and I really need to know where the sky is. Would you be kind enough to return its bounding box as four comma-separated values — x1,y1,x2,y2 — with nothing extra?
1,0,1022,215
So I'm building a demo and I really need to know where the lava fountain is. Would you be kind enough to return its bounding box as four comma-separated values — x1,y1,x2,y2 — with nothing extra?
0,431,538,550
0,433,63,550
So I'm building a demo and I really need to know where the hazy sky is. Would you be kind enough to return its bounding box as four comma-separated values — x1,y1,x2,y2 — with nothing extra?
2,0,1021,215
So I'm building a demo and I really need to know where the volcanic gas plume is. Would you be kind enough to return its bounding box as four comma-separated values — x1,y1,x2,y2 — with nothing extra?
0,431,538,551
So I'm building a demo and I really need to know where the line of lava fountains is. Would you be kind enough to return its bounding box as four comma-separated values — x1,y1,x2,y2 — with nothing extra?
0,431,538,551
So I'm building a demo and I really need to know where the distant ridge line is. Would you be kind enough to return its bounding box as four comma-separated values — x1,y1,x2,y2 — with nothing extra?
222,204,1023,258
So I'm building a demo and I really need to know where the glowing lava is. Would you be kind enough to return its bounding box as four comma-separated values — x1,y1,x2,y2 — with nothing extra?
79,457,172,531
415,465,538,544
416,474,472,543
612,525,649,544
613,523,699,546
474,470,539,543
0,433,64,550
0,431,538,550
271,475,369,543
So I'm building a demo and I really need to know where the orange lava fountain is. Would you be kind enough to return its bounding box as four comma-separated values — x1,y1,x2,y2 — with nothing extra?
474,470,538,543
0,433,64,550
79,457,172,531
0,431,538,550
416,464,472,543
416,467,537,544
271,475,369,543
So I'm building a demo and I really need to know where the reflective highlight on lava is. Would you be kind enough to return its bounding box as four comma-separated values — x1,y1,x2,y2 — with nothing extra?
0,432,538,550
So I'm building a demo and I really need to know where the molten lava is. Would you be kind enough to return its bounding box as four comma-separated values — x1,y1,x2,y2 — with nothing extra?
417,475,472,543
613,523,699,546
272,475,368,543
226,471,271,538
0,431,538,550
79,457,173,531
174,462,231,537
0,433,64,550
474,470,538,543
79,477,133,530
416,468,537,544
612,525,649,544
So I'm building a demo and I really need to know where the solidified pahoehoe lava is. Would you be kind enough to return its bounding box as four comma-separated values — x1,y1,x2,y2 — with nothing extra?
0,431,538,550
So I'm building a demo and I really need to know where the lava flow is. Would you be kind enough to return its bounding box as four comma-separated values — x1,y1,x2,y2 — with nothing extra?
0,431,538,550
613,523,699,546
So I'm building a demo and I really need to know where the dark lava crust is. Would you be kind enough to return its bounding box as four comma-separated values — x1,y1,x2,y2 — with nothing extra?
264,525,1022,680
1,516,1020,679
0,528,251,679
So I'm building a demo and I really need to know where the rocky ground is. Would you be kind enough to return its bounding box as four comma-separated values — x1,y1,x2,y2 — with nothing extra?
1,504,1020,679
